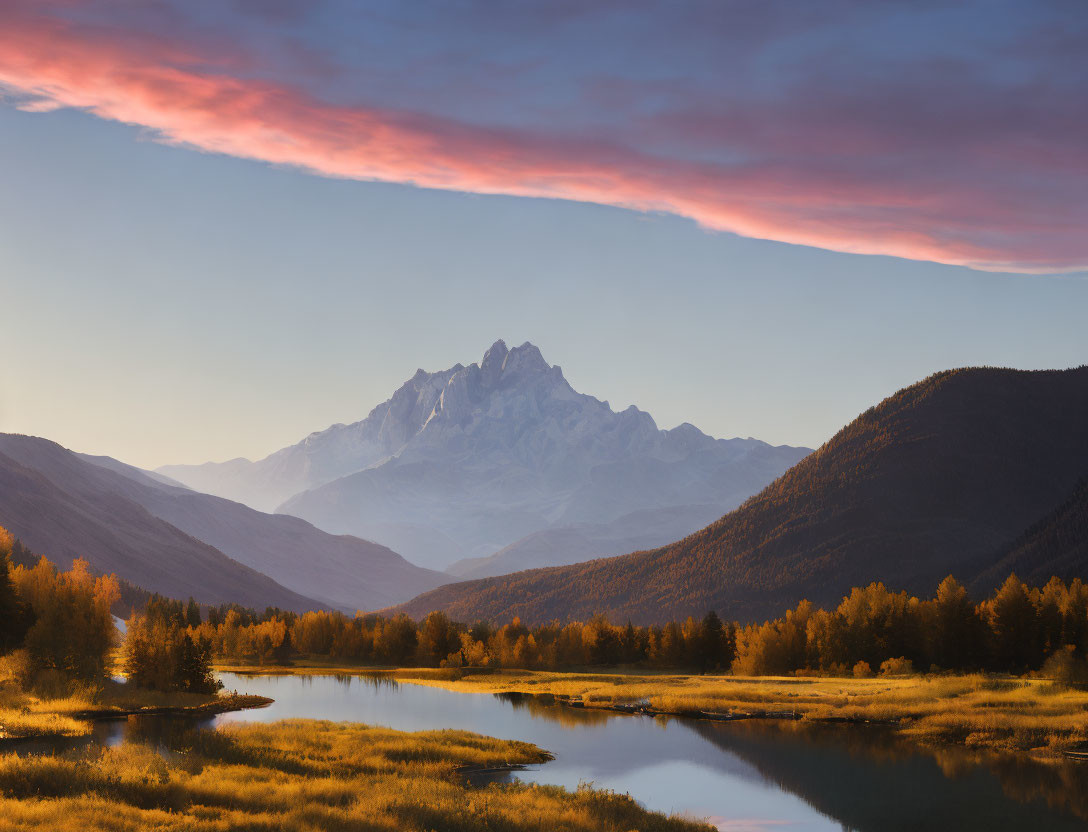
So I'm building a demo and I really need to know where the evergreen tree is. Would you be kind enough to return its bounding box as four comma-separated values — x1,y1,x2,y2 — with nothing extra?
983,574,1039,672
1035,578,1066,657
928,576,983,670
697,611,727,672
185,597,202,628
1060,579,1088,655
126,615,220,693
0,527,20,651
177,632,220,693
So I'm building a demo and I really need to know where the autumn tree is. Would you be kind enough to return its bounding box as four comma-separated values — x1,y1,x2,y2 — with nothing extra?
375,615,418,665
125,613,220,694
926,576,983,670
982,574,1039,672
733,601,812,675
416,611,461,665
10,557,119,681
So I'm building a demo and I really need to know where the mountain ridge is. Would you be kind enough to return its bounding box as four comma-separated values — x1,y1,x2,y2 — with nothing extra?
161,340,811,570
0,434,445,611
392,365,1088,624
0,436,318,611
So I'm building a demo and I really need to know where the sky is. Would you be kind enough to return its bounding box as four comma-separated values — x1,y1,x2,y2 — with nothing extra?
2,0,1087,468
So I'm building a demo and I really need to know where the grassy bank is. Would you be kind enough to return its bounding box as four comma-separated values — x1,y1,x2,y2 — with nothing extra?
413,669,1088,758
219,660,1088,759
0,679,270,741
0,719,712,831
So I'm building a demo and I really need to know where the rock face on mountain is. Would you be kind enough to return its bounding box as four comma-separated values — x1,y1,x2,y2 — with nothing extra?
160,341,811,570
0,434,445,611
393,366,1088,625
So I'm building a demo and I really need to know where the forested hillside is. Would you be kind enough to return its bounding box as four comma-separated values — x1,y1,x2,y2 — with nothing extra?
973,478,1088,591
395,366,1088,624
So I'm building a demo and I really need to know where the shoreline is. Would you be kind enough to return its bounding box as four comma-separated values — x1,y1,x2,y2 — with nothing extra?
67,692,273,722
215,661,1088,760
0,692,273,745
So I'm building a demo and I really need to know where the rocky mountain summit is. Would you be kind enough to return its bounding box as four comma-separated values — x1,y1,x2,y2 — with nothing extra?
161,341,810,570
394,365,1088,624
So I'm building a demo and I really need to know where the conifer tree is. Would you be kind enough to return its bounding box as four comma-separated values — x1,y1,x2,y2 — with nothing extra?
0,527,20,651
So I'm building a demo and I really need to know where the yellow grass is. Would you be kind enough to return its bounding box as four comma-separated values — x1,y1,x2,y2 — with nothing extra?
222,660,1088,759
0,658,267,741
410,670,1088,757
0,719,712,831
0,687,90,740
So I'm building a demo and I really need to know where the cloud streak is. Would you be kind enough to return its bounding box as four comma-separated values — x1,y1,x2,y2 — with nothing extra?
2,2,1085,273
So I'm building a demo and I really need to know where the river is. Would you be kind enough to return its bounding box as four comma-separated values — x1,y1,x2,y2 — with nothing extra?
9,671,1088,831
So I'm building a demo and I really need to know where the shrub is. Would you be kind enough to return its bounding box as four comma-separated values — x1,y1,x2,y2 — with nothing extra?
853,660,873,678
1038,645,1088,685
0,649,31,690
880,657,914,676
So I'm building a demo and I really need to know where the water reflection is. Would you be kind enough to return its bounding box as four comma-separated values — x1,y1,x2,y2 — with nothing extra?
686,719,1088,832
493,691,614,727
4,672,1086,832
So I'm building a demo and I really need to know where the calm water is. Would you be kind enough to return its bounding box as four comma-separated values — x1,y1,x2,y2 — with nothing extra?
8,671,1088,831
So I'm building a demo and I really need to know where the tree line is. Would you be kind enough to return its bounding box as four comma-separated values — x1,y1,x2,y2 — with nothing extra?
124,595,221,694
193,573,1088,678
0,527,119,685
5,521,1087,686
0,528,217,695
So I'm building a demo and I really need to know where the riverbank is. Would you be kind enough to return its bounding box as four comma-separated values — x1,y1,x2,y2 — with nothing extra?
0,719,713,831
0,679,271,741
218,660,1088,759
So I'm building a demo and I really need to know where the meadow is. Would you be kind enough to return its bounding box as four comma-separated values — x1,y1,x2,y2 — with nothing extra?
0,719,713,831
219,661,1088,759
0,652,267,741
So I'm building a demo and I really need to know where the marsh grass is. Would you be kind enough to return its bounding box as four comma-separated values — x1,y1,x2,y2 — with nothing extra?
388,669,1088,758
0,654,259,741
0,720,713,831
0,687,90,740
215,659,1088,757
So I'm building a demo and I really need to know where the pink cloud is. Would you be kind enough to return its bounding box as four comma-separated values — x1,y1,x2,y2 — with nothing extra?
1,4,1084,273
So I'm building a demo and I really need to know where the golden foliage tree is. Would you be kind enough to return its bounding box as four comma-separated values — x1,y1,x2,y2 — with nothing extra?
10,557,119,681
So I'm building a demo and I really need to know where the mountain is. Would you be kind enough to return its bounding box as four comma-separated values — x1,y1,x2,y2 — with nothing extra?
79,451,448,611
446,504,726,580
972,477,1088,592
160,340,810,570
0,435,445,611
393,366,1088,624
0,436,315,611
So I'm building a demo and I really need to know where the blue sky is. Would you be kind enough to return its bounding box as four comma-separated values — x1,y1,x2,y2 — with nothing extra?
1,2,1086,467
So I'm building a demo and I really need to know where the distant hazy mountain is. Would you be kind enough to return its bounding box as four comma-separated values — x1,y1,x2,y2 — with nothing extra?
160,340,810,570
446,504,727,580
0,435,315,611
0,434,445,611
394,366,1088,624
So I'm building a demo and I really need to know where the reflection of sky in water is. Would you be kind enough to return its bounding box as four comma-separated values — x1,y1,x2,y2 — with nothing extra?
213,673,838,831
13,673,1086,832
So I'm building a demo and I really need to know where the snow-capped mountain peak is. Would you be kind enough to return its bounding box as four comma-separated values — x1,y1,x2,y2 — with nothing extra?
159,340,810,570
